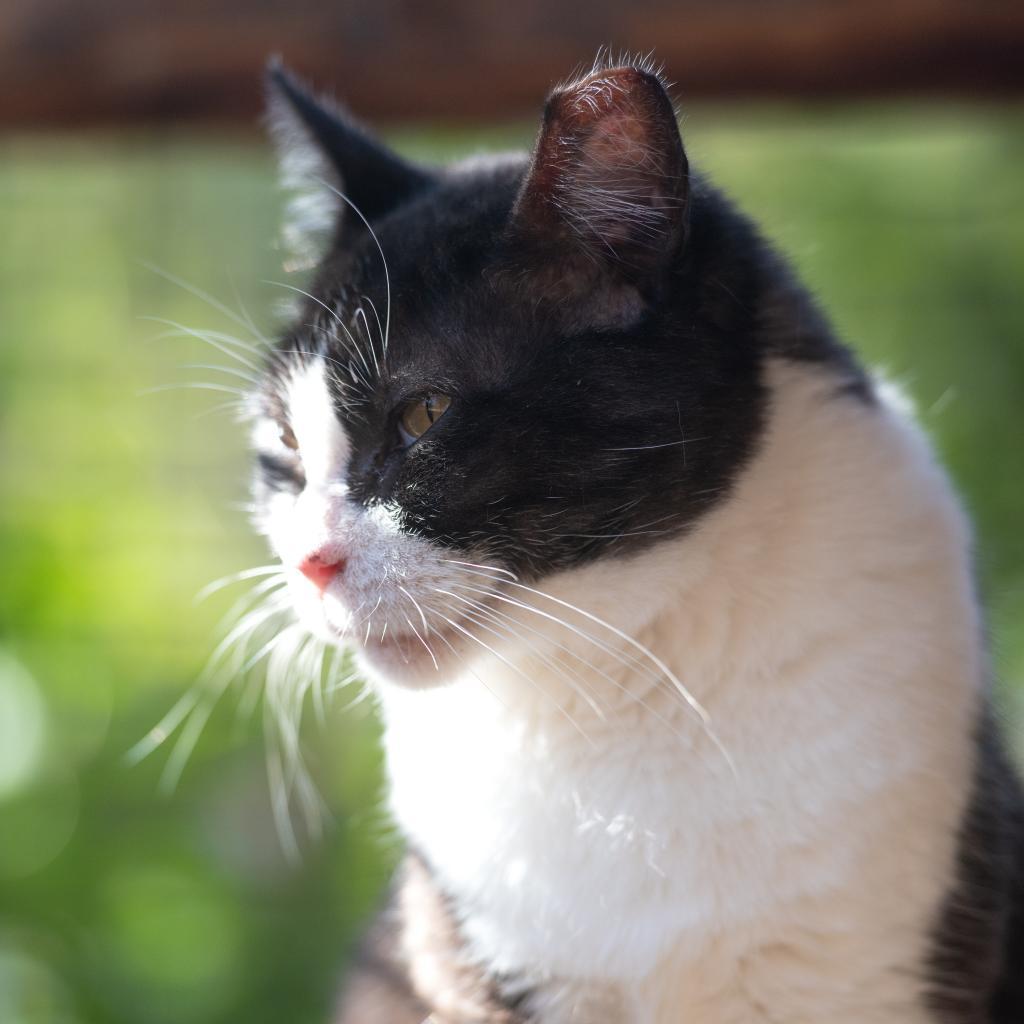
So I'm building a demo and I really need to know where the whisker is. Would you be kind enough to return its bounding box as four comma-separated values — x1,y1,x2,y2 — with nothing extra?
141,317,262,373
434,601,596,746
140,382,249,398
266,284,377,386
450,567,709,723
181,362,261,385
445,568,735,775
192,398,253,421
262,278,342,326
140,261,272,346
602,437,709,452
125,688,202,766
443,587,687,742
316,179,392,354
145,320,264,362
310,637,330,727
451,578,663,691
398,586,441,672
194,565,286,604
418,607,511,711
403,612,440,672
354,306,382,377
442,591,606,721
442,558,518,581
361,294,386,357
227,266,266,346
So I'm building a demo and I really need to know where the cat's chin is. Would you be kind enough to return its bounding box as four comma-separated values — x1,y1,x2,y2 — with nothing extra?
357,646,443,689
354,627,463,689
302,603,468,689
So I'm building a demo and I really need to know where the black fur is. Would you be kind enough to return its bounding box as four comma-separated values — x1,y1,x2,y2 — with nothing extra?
927,709,1024,1022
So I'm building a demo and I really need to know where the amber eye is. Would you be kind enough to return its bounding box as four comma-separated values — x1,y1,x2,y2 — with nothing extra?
279,423,298,451
398,394,451,444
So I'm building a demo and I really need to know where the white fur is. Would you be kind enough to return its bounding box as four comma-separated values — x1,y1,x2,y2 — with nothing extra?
257,356,505,679
377,360,982,1022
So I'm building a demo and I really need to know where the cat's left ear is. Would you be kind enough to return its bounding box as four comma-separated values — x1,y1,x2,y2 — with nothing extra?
265,59,433,267
505,62,689,326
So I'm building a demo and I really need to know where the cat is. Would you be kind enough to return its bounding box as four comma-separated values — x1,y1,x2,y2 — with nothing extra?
251,55,1024,1023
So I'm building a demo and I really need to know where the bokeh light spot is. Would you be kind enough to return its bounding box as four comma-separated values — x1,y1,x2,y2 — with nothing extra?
0,939,79,1024
99,865,243,1020
0,773,79,880
0,650,47,798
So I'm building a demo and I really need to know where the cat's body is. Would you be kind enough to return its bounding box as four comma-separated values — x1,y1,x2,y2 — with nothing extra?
254,58,1024,1023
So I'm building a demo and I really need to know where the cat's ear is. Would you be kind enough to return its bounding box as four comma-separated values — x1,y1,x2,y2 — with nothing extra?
265,59,432,267
506,61,689,325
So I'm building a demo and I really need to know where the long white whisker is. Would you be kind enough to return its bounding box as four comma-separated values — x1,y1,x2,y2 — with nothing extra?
144,319,264,366
443,592,606,721
449,567,709,724
158,683,228,793
192,398,252,421
362,294,386,358
434,602,595,746
451,578,663,691
397,586,430,634
354,306,381,376
208,592,293,666
603,437,709,452
146,325,264,366
140,382,249,398
418,607,510,710
181,362,261,385
262,279,342,325
125,689,202,765
317,179,392,354
227,267,266,347
403,612,440,672
194,565,285,604
140,262,271,345
305,313,375,388
443,588,688,741
398,586,441,672
268,286,377,385
310,637,330,727
442,558,518,581
446,570,734,774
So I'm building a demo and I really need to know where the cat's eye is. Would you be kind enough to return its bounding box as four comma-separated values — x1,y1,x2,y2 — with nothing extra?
398,394,451,445
279,423,299,451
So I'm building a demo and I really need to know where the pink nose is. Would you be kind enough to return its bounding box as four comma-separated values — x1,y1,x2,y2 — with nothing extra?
298,552,345,593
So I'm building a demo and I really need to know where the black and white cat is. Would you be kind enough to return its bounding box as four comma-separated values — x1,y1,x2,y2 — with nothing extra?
252,56,1024,1023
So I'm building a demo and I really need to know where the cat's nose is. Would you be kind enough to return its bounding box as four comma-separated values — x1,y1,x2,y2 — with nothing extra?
298,551,346,593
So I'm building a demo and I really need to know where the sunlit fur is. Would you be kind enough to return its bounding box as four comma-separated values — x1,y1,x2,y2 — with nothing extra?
140,53,1022,1023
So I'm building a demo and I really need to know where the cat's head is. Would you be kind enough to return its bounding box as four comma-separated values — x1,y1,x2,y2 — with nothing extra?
253,56,764,686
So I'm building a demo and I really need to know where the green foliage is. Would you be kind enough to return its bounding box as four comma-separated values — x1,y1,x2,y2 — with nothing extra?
0,107,1021,1022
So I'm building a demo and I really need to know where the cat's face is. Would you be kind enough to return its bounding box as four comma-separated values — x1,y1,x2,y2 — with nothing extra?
253,60,764,685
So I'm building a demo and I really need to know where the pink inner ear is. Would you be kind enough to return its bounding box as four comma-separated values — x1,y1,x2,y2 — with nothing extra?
512,64,688,269
582,111,657,172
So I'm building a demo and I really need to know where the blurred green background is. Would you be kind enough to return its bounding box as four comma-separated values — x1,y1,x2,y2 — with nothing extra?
1,106,1023,1023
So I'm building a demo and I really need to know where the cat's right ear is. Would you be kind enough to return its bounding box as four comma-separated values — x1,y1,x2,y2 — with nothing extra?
504,61,689,328
265,59,432,268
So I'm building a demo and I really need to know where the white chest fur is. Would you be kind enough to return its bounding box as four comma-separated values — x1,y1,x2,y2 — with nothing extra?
377,361,983,1022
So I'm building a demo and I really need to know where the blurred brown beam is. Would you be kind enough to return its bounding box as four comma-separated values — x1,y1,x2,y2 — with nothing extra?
3,0,1024,130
